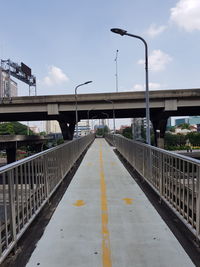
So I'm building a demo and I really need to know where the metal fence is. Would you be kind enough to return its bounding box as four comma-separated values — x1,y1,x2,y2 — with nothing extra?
105,134,200,241
0,134,95,264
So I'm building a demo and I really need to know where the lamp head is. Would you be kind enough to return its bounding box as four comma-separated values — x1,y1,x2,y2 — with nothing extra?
84,81,92,85
111,28,127,36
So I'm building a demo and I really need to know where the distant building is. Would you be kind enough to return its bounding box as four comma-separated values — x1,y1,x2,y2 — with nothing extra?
189,116,200,125
30,126,40,134
76,121,90,136
46,121,61,134
166,117,172,129
175,118,189,126
0,67,18,97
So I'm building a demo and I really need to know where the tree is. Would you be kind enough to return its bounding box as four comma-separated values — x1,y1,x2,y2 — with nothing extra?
186,132,200,145
179,123,190,130
96,128,104,136
0,122,34,135
122,127,132,139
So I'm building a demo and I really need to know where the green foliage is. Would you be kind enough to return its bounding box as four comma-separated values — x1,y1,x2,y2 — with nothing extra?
187,132,200,145
96,126,109,137
96,128,104,136
164,132,200,150
0,122,34,135
103,125,109,134
179,123,190,129
57,138,64,145
164,133,187,149
122,127,132,139
40,131,47,136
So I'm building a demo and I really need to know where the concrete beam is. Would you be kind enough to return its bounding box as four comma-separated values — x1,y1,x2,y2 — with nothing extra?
0,89,199,122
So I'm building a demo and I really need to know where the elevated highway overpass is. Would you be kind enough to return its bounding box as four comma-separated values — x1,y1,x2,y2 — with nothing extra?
0,88,200,141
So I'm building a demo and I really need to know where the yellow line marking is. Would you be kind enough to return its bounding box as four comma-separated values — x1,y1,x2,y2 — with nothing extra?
99,143,112,267
73,200,85,206
123,198,133,205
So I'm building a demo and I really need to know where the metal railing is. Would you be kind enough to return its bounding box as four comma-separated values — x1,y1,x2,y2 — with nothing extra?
0,134,95,264
105,134,200,241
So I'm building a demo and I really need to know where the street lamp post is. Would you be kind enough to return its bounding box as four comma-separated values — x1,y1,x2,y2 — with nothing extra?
91,115,97,131
102,112,109,129
75,81,92,138
87,107,95,133
105,99,115,134
110,28,151,145
115,49,119,92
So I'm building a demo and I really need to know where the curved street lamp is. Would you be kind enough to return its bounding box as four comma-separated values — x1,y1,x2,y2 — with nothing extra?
110,28,151,145
75,81,92,138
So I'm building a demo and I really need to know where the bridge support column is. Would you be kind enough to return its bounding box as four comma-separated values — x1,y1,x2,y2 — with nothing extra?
59,121,76,140
151,116,169,148
6,147,17,164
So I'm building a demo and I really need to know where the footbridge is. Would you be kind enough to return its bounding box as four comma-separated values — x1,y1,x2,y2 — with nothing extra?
0,134,199,266
0,88,200,142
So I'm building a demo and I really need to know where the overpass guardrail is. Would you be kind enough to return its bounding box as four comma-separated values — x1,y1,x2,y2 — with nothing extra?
0,134,95,264
105,134,200,242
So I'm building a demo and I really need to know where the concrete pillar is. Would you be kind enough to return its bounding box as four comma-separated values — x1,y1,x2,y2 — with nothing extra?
6,147,17,164
152,116,169,148
58,121,75,140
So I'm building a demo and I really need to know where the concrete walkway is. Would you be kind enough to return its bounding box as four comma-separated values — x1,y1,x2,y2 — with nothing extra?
26,139,194,267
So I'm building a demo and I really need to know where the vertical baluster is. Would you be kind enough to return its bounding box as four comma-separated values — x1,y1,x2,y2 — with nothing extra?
35,160,39,210
196,165,200,239
182,161,186,217
8,170,17,244
191,164,194,227
40,156,45,201
28,161,32,218
178,159,182,214
187,161,190,223
31,160,36,214
36,158,42,206
20,165,24,227
15,167,20,233
171,156,175,207
24,164,28,222
175,158,178,210
3,173,8,248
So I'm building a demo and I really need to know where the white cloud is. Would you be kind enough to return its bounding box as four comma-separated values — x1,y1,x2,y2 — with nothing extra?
133,83,161,91
138,50,172,72
133,84,144,91
170,0,200,31
43,66,69,86
149,82,162,90
146,24,167,38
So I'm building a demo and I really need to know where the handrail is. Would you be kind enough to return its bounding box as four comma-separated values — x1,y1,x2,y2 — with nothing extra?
0,134,95,264
105,134,200,241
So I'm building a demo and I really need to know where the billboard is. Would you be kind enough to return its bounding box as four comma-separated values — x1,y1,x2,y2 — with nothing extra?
21,62,31,77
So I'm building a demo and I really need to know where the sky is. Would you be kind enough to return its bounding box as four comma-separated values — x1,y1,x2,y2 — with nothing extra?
0,0,200,130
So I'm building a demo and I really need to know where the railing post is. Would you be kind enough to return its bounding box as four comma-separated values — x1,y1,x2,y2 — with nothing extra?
44,156,50,201
196,165,200,240
8,170,17,245
159,153,164,197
